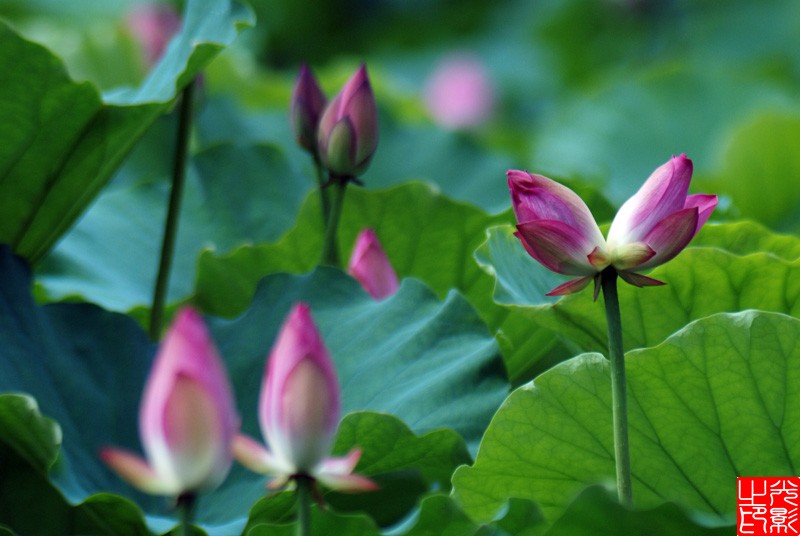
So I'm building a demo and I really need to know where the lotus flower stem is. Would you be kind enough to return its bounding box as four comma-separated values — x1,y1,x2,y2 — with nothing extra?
149,79,196,341
295,475,313,536
177,492,196,536
322,178,348,267
313,154,331,226
600,267,633,508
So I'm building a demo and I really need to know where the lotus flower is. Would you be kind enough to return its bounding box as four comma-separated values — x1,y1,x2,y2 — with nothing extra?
347,229,399,300
291,65,327,155
101,308,239,495
509,154,717,296
232,303,376,492
317,64,379,178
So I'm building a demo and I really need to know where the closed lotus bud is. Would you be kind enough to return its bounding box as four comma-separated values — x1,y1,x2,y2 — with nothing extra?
291,65,327,155
317,64,379,178
232,304,376,492
101,308,239,496
347,229,399,300
260,303,340,472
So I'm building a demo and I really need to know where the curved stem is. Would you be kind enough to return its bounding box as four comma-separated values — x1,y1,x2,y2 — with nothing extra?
295,475,313,536
321,177,347,267
177,492,196,536
601,267,633,508
149,79,195,341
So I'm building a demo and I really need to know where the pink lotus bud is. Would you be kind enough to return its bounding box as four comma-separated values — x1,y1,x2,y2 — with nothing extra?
423,54,494,130
126,4,182,68
347,229,399,300
101,308,239,495
317,65,379,178
291,65,327,155
509,154,717,296
232,304,376,492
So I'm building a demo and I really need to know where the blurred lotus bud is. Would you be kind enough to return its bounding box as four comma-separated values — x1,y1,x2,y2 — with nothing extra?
347,229,399,300
317,65,379,178
424,54,494,129
126,3,182,67
101,308,239,495
291,65,327,156
232,304,376,492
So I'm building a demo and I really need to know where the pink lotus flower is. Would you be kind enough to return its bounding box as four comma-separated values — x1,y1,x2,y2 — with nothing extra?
291,65,327,155
101,308,239,495
347,229,399,300
509,154,717,296
232,304,376,492
317,65,379,178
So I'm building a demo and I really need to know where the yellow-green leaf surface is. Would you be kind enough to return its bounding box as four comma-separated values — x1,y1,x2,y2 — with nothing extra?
453,311,799,527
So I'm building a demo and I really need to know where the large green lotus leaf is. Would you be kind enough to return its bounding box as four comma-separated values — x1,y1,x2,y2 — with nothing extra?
0,246,504,534
453,311,799,526
401,494,542,536
0,0,253,264
330,411,470,493
689,221,800,261
244,510,379,536
402,486,728,536
0,394,60,471
542,486,731,536
36,141,313,312
245,492,541,536
477,223,800,355
702,112,800,232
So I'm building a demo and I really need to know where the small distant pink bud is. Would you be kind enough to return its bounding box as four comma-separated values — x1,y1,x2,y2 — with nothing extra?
424,54,494,129
232,304,376,492
347,229,399,300
318,65,379,178
291,65,327,155
102,308,239,495
126,4,182,67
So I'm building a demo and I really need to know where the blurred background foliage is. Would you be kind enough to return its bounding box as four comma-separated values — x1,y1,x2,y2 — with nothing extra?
3,0,799,212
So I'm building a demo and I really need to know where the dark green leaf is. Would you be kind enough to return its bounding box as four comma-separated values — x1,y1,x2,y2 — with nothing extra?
0,0,253,263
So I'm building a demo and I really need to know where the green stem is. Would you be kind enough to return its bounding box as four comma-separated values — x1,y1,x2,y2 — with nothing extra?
600,267,633,508
295,475,313,536
313,154,331,226
321,177,347,267
177,493,196,536
149,80,195,341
